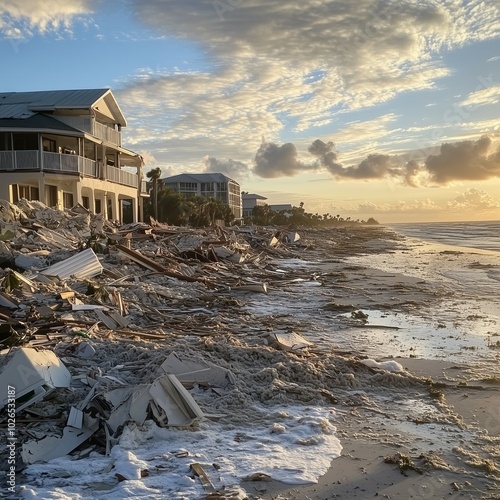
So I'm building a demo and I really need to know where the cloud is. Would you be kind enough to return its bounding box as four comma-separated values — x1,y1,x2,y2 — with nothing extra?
0,0,93,38
117,0,499,158
459,85,500,108
254,140,312,178
308,139,343,175
447,188,500,210
425,135,500,184
201,155,251,181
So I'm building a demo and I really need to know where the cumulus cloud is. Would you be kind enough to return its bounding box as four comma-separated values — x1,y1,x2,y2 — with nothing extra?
425,135,500,184
308,139,343,175
117,0,499,158
447,188,500,210
201,155,251,181
254,140,313,178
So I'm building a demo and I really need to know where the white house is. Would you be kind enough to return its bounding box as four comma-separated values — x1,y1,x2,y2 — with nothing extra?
0,89,148,223
162,173,242,219
242,192,268,217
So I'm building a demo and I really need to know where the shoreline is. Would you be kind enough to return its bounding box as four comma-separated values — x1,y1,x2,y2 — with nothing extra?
244,226,500,500
248,356,500,499
9,223,500,499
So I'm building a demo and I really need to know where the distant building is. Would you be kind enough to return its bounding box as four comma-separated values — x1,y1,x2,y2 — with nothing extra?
162,172,242,219
270,204,293,212
242,192,267,217
0,88,147,223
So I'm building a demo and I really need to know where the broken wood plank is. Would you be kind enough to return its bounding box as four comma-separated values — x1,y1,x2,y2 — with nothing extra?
190,463,215,491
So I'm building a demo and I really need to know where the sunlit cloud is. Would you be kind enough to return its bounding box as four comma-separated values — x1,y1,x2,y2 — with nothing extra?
0,0,93,38
459,85,500,108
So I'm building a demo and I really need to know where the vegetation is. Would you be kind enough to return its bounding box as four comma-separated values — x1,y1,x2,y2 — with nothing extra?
144,186,233,226
144,169,378,228
246,202,378,227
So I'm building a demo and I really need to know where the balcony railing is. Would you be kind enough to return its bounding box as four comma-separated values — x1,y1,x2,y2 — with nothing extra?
0,150,146,192
55,116,121,146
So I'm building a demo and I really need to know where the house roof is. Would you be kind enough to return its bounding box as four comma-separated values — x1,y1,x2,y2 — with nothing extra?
242,193,267,200
0,114,81,133
162,173,239,185
0,89,127,125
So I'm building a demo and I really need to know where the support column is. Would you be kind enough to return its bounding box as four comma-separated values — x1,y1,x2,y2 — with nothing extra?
103,192,109,219
74,178,83,206
110,193,118,222
37,172,45,204
88,189,95,215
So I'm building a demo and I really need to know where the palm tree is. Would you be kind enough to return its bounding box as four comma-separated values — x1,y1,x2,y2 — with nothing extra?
146,167,162,220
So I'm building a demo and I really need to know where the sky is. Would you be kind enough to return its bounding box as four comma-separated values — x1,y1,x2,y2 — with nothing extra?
0,0,499,223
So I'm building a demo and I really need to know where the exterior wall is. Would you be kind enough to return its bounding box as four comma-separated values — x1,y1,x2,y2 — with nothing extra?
242,195,267,217
0,170,139,222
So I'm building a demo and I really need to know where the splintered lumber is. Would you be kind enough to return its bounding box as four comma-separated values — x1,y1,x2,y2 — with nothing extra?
115,244,215,287
190,463,215,491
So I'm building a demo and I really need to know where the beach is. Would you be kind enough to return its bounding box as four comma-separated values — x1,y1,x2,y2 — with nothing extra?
10,222,500,499
248,224,500,500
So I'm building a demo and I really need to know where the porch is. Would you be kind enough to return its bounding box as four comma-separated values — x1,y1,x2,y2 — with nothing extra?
0,150,147,192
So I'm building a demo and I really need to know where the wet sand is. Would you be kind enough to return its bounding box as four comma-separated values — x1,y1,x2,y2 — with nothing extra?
243,227,500,500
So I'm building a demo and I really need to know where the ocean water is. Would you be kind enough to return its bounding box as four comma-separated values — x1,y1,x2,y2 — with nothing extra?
341,220,500,371
387,220,500,253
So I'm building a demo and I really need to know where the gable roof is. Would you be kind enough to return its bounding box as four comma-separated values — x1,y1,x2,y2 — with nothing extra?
0,89,127,125
162,173,239,184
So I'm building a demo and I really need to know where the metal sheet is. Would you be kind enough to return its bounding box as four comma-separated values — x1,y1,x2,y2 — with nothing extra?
39,248,103,280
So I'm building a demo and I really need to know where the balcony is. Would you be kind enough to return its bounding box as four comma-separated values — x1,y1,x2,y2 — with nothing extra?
55,116,122,146
0,151,147,193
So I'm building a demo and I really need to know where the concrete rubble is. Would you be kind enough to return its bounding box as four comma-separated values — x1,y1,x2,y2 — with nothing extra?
0,199,315,473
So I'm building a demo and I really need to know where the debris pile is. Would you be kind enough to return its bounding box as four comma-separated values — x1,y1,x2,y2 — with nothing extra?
0,200,418,498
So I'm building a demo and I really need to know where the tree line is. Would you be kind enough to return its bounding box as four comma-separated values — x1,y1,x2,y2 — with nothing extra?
145,168,378,227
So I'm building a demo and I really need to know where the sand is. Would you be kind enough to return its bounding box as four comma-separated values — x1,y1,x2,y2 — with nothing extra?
13,224,500,499
240,227,500,500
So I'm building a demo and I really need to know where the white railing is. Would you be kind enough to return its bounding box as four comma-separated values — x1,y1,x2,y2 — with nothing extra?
54,116,121,146
92,121,121,146
43,152,79,172
0,150,39,170
79,156,98,177
107,165,138,188
0,150,139,188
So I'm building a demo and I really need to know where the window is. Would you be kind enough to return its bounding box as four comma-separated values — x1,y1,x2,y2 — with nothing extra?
19,185,29,199
63,192,74,209
201,182,214,192
16,185,40,201
0,132,12,151
82,196,90,209
42,138,56,152
180,182,197,191
217,183,227,192
95,199,102,214
13,133,38,150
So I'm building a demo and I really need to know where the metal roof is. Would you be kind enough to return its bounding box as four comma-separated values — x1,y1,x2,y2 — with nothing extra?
162,173,239,184
0,114,81,132
242,193,267,200
0,89,126,125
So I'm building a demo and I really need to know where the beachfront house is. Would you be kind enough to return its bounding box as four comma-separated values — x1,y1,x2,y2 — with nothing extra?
243,193,294,218
0,88,148,223
242,192,268,217
162,173,242,219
